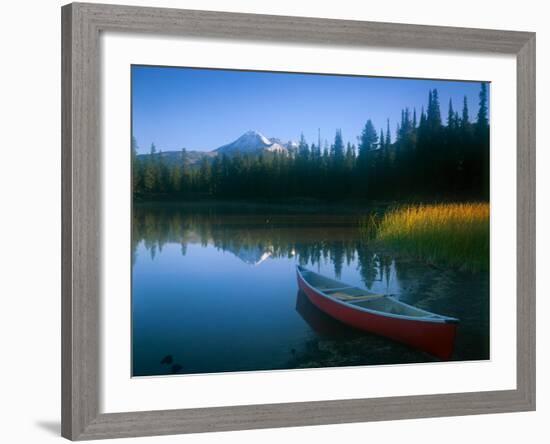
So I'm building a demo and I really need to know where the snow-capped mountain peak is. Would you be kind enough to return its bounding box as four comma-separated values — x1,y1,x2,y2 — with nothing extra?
215,130,288,155
245,130,272,145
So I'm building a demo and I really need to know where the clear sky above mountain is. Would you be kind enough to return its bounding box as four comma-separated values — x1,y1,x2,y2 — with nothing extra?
132,65,488,154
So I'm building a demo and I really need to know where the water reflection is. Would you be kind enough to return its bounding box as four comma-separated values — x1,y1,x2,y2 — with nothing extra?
295,290,368,340
132,204,399,292
132,203,489,376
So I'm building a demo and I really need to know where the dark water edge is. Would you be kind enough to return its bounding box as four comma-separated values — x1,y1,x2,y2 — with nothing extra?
132,198,393,216
131,202,489,376
132,196,482,212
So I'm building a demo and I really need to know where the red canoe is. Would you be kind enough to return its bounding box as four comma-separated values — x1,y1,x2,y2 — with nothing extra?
296,265,459,360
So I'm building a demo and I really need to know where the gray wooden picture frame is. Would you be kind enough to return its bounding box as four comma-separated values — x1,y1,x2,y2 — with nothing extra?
61,2,536,440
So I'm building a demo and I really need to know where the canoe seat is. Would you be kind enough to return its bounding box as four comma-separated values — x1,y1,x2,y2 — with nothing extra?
320,286,355,292
331,292,383,302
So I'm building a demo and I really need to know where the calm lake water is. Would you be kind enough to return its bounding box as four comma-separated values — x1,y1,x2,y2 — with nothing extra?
132,203,489,376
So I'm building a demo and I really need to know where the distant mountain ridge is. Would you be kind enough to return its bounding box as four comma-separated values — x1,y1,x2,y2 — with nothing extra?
136,130,297,166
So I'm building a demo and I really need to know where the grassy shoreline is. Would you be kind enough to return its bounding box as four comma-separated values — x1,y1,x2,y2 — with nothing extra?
362,203,489,272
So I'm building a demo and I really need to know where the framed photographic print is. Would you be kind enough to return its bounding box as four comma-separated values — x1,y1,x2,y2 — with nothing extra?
61,2,535,440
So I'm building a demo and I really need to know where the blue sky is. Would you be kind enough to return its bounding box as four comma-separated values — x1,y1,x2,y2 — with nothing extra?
132,65,488,154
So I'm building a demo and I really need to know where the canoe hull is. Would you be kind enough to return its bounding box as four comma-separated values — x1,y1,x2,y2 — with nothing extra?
297,270,457,360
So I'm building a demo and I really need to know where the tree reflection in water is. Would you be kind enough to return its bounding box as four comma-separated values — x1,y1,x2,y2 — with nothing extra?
132,203,397,292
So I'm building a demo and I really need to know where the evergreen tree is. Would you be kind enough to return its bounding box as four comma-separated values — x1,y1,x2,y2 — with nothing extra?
476,82,490,199
143,143,158,193
434,90,442,125
477,83,489,130
427,89,442,128
461,96,470,128
157,150,171,193
298,132,309,161
131,136,143,195
179,148,189,192
333,129,345,165
345,142,355,170
419,107,426,128
169,164,181,192
199,155,212,193
310,143,319,160
447,99,455,128
358,120,378,159
322,141,329,159
131,136,138,158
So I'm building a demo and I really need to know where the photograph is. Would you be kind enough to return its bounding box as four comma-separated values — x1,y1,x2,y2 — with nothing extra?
130,65,490,377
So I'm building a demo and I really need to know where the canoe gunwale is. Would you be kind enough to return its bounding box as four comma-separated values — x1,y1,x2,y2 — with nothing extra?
296,266,459,325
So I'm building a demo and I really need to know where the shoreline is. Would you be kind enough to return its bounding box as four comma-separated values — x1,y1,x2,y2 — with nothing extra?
133,197,489,214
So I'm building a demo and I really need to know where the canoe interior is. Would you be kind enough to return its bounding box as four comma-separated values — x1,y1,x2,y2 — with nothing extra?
299,269,353,291
298,267,445,319
351,298,435,318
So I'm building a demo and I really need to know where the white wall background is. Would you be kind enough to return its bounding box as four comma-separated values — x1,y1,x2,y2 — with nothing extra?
0,0,546,443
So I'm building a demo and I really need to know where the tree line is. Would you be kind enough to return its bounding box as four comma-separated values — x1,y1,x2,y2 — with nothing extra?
133,84,489,202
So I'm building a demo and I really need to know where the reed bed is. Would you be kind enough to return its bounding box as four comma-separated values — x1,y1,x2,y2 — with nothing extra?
362,203,489,271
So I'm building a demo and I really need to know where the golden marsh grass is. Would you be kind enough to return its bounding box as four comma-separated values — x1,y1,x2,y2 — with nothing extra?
363,203,489,271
